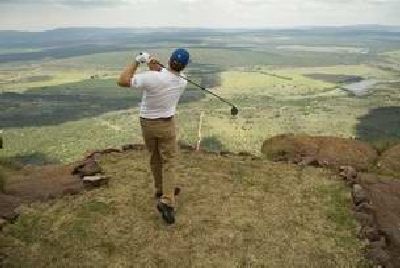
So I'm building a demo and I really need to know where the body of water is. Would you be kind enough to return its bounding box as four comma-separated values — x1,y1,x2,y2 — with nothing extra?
343,79,380,95
343,79,400,95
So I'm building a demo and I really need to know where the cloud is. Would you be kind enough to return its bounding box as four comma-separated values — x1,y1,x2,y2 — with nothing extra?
1,0,399,8
233,0,272,5
0,0,399,29
0,0,131,7
60,0,129,7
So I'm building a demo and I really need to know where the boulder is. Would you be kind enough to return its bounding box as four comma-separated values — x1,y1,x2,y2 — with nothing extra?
339,166,357,179
339,166,358,185
122,144,147,151
83,150,103,160
72,159,102,178
83,175,110,189
261,134,319,162
366,248,391,268
360,226,380,241
317,137,378,171
352,184,368,206
101,148,121,154
261,134,378,170
0,194,21,220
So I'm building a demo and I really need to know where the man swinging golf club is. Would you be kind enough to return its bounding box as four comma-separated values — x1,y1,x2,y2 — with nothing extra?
117,48,190,224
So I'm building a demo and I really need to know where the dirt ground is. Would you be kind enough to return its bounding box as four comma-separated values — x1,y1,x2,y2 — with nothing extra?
0,164,84,220
359,173,400,267
0,147,367,267
1,141,400,267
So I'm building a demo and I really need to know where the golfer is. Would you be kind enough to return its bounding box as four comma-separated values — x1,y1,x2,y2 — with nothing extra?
117,48,190,224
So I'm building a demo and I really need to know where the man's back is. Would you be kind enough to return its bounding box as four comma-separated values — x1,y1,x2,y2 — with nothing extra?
132,69,188,119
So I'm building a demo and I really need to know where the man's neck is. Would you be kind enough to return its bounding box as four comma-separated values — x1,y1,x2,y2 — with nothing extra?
167,67,180,75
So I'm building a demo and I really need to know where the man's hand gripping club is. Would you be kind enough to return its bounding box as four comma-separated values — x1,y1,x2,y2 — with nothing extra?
135,52,151,64
117,51,159,87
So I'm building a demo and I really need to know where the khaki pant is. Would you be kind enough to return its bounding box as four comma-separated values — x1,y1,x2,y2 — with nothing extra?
140,117,177,207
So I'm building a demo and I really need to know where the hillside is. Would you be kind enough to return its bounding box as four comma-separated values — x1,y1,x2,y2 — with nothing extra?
1,27,400,267
1,146,368,267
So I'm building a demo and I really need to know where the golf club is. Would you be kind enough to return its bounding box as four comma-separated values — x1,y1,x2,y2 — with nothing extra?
155,62,239,116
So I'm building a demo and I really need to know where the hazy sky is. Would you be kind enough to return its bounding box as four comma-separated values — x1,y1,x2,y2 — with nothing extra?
1,0,400,30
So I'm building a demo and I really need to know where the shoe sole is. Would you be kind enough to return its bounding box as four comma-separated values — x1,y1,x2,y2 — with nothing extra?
157,203,175,224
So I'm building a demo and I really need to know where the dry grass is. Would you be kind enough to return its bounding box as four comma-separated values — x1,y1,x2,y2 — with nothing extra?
289,64,397,79
3,61,400,162
0,150,367,267
0,72,89,93
219,70,332,97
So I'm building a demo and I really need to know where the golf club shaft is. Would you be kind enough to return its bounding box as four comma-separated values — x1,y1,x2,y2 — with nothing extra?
156,63,236,108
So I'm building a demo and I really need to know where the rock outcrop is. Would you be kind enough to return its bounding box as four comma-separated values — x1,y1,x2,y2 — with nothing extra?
262,134,378,171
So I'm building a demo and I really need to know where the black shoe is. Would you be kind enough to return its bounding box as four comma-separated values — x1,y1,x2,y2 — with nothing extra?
154,187,181,199
157,202,175,224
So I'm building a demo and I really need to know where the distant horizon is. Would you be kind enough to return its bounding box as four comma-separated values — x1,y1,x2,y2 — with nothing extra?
2,24,400,33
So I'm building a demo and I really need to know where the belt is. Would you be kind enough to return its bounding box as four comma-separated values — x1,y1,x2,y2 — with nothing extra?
140,116,174,121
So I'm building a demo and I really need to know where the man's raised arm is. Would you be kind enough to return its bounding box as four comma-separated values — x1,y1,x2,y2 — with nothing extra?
117,62,139,87
117,52,151,87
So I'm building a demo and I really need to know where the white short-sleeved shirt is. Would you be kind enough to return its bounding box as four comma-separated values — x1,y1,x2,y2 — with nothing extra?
131,69,188,119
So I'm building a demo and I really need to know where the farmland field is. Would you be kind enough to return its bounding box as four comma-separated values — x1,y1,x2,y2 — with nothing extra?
0,28,400,163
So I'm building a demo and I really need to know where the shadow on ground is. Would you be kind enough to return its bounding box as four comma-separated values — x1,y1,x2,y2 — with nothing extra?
0,44,129,64
356,106,400,149
0,78,207,129
0,148,367,267
0,153,61,166
200,136,226,151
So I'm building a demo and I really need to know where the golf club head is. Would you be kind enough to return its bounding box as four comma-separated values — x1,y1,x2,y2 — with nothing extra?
231,106,239,116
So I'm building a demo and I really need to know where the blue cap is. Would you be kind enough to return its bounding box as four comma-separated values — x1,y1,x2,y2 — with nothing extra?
170,48,190,66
